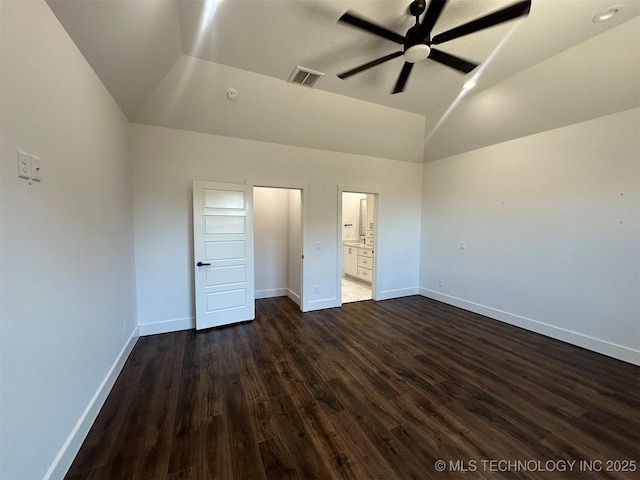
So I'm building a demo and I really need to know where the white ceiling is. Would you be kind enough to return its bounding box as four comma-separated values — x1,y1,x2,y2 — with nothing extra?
45,0,639,162
423,15,640,160
47,0,639,117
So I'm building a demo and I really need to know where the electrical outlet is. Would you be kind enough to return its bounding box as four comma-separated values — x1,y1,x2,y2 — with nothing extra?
314,242,322,250
460,241,467,250
438,279,444,287
17,150,30,179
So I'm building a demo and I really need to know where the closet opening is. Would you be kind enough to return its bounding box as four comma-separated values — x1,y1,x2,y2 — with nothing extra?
253,186,304,310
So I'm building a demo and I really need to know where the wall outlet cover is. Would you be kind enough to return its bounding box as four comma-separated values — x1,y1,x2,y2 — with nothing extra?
30,155,41,181
17,150,30,179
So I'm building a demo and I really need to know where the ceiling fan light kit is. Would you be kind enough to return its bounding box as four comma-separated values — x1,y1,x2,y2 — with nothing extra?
336,0,532,94
404,44,431,63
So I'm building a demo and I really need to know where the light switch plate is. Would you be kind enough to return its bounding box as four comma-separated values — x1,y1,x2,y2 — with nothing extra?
17,150,30,179
30,155,41,181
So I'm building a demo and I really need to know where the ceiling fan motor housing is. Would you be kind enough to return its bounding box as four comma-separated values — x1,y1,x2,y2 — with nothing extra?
406,24,428,47
404,24,431,63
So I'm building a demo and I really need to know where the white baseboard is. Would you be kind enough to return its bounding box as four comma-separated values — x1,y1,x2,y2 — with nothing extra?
306,297,340,312
287,289,301,306
255,288,287,299
255,288,301,306
377,286,419,301
139,316,194,336
45,326,140,480
419,288,640,366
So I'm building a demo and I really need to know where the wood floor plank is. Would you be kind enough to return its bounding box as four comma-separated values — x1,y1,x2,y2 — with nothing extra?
326,378,426,479
168,332,199,475
65,363,144,475
389,393,483,461
258,436,300,480
269,393,334,479
99,333,185,480
197,414,233,480
67,296,640,480
322,453,366,480
328,409,401,480
192,328,226,420
221,373,267,480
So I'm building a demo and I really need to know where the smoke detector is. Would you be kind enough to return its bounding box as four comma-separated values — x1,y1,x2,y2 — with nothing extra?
288,66,325,88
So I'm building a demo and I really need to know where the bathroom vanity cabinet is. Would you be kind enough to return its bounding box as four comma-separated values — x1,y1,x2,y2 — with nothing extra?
343,243,374,284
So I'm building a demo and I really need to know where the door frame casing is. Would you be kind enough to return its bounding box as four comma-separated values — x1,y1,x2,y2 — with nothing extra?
338,185,380,304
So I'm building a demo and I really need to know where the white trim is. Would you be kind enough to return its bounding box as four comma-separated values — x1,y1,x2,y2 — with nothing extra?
254,289,302,305
139,317,194,336
245,177,306,191
419,288,640,366
44,327,140,480
287,288,301,306
255,288,288,299
377,287,419,301
306,297,341,312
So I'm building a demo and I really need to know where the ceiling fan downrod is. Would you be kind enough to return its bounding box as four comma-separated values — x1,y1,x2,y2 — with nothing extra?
405,0,430,63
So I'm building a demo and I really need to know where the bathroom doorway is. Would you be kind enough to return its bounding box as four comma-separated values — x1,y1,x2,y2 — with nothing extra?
340,191,376,303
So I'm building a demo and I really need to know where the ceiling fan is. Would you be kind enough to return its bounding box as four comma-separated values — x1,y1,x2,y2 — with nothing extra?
337,0,532,94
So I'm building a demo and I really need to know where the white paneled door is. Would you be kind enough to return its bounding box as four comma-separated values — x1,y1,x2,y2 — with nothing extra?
193,181,255,330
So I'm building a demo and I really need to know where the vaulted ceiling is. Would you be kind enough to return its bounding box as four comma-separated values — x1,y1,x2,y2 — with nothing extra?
46,0,639,162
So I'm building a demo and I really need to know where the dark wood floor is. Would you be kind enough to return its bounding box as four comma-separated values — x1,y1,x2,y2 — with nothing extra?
66,296,639,480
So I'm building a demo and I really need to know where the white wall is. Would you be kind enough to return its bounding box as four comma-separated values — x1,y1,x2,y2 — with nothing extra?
420,108,640,365
131,123,423,334
0,2,138,479
134,55,427,164
254,187,290,299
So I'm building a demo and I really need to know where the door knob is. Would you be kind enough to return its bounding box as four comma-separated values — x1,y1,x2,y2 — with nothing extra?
197,261,211,267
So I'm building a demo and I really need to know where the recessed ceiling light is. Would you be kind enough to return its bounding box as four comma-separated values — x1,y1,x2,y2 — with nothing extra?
593,5,623,23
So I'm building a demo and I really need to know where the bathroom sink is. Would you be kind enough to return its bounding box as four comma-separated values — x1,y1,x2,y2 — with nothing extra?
343,241,365,247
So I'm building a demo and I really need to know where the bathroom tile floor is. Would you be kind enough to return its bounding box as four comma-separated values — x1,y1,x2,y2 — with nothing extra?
342,276,372,303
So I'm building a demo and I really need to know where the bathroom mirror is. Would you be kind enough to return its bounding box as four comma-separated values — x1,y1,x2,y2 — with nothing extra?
359,198,367,237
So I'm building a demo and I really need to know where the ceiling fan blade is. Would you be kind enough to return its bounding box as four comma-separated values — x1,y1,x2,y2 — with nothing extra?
429,48,478,74
339,11,406,44
418,0,448,40
431,0,531,45
337,51,404,79
392,62,414,94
